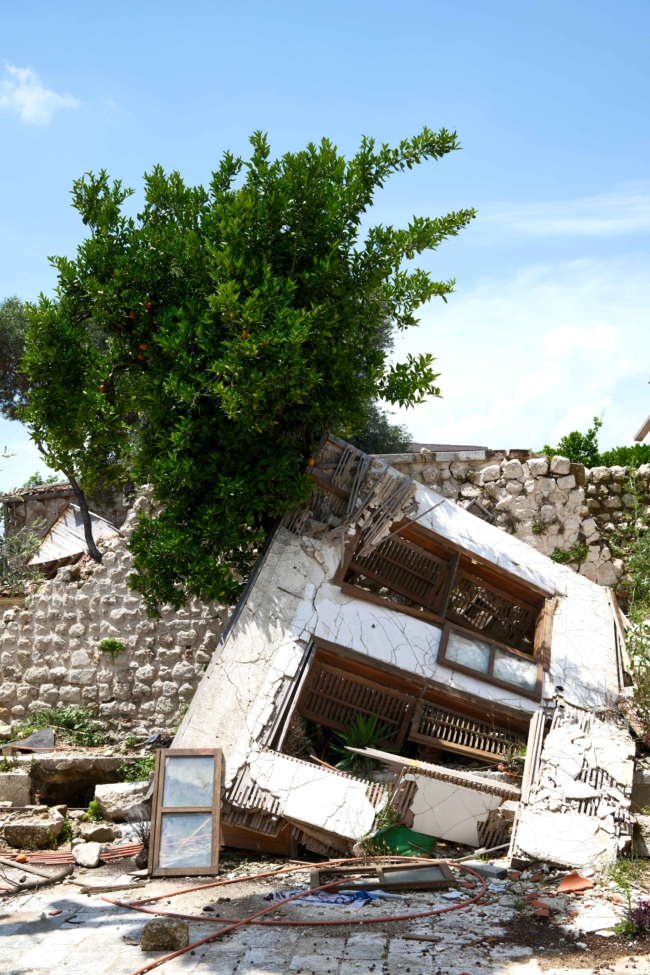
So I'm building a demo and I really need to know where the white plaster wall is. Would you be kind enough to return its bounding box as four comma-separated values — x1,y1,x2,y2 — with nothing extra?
407,774,503,846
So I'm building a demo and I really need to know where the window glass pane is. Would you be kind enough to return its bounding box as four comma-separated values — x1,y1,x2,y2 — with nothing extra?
159,812,213,868
163,755,214,807
493,648,538,692
445,630,491,673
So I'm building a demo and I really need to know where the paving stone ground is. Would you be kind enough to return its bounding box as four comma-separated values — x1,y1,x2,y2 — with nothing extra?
2,856,650,975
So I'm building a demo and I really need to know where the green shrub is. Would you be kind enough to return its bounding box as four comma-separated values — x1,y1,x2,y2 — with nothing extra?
530,518,547,536
59,818,73,844
550,542,588,566
97,637,126,663
117,755,155,782
1,706,105,747
331,713,396,778
82,799,103,822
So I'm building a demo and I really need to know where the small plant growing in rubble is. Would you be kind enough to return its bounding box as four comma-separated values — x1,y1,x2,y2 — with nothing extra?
97,637,126,664
117,755,155,782
59,818,74,845
82,799,103,822
3,706,105,747
0,756,15,772
331,713,396,778
530,518,547,536
550,541,588,567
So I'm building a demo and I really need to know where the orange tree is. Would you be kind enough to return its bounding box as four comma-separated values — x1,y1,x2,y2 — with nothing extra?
20,129,474,612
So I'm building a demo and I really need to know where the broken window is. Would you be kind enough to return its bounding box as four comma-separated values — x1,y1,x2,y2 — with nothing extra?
334,520,550,693
149,748,222,877
438,623,541,698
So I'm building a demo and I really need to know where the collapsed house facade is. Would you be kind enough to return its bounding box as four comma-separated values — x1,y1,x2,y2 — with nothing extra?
175,435,637,868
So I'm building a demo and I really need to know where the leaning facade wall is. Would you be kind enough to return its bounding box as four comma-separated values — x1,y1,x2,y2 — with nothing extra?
385,450,650,589
0,489,229,737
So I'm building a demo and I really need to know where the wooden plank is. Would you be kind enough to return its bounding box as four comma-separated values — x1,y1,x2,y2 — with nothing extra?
634,414,650,442
533,597,556,671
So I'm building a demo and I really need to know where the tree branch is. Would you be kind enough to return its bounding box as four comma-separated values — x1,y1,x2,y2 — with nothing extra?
36,444,103,563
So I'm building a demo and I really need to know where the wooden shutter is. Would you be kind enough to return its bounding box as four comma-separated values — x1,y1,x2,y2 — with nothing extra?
296,660,416,750
446,569,539,651
533,597,556,671
409,700,527,762
346,536,451,615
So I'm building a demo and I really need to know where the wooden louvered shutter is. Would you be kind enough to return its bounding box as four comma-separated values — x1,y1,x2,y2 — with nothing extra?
296,660,416,751
346,536,452,615
446,569,539,651
409,701,527,762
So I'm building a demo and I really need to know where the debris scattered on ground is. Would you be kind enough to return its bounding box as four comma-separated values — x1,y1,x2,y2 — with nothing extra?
139,916,190,951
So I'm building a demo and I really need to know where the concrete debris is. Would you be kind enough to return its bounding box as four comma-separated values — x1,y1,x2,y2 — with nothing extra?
3,805,65,849
79,822,117,842
72,841,102,867
94,780,150,821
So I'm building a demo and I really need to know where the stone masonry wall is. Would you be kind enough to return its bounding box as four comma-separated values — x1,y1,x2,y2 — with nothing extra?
0,488,229,738
386,449,650,589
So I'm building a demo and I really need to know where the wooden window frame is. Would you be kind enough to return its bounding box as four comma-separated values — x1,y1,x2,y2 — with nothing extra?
437,622,543,701
149,748,222,877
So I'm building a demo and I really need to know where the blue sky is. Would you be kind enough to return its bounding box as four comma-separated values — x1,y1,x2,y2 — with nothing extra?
1,0,649,488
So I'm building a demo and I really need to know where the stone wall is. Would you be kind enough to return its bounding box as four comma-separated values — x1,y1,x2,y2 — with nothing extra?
385,449,650,589
0,489,229,738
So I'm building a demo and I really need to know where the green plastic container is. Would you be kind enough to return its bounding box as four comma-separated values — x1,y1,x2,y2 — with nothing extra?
366,823,436,857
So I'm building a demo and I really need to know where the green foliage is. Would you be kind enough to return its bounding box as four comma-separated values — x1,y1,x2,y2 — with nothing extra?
550,541,588,566
0,296,29,421
21,128,475,613
374,792,401,830
97,637,126,663
117,755,155,782
0,756,15,772
20,472,60,488
349,401,412,454
59,817,74,844
0,524,42,596
2,706,105,747
331,712,396,777
83,799,103,822
530,517,547,536
610,855,647,890
600,443,650,468
543,416,602,467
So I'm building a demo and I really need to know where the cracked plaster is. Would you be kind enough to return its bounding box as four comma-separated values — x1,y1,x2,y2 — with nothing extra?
176,473,628,846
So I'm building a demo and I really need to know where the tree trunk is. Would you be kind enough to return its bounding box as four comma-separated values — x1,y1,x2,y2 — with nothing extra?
62,470,103,564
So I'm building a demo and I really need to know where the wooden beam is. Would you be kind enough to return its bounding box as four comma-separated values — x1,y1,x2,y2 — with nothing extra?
634,414,650,442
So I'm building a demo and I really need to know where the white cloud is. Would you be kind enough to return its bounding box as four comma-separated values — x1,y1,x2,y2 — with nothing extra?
482,184,650,238
389,257,650,452
0,63,81,125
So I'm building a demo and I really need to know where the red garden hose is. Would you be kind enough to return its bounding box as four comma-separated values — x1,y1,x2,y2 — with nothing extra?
103,855,489,975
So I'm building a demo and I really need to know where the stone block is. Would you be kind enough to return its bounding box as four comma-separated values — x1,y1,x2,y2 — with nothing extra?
550,455,571,475
177,629,198,645
460,482,481,499
0,682,17,703
591,466,611,483
527,457,548,477
80,823,116,842
633,769,650,811
23,667,50,685
596,562,619,586
135,664,156,682
38,684,60,704
95,780,150,821
49,667,67,684
171,660,195,681
556,474,577,491
178,682,195,699
113,683,133,701
501,459,523,480
16,684,33,702
69,669,96,686
68,624,86,638
59,686,82,703
0,771,30,806
4,807,64,848
73,841,101,867
71,650,91,667
633,815,650,857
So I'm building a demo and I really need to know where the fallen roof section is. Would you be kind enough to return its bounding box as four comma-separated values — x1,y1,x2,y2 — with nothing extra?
29,503,119,568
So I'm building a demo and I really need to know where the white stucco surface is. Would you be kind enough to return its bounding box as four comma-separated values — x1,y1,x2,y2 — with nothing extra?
176,468,625,845
407,774,503,846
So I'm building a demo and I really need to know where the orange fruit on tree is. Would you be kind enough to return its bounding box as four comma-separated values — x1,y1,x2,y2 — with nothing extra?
140,343,148,351
129,311,136,319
